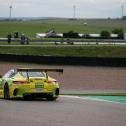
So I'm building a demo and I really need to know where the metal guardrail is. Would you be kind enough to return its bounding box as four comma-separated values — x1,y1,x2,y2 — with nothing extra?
0,38,126,44
0,38,19,41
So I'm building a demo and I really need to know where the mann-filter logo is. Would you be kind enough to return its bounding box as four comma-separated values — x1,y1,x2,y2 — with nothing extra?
35,83,44,89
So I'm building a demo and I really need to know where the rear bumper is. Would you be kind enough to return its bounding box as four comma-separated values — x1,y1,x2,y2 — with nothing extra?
12,87,59,98
23,92,54,98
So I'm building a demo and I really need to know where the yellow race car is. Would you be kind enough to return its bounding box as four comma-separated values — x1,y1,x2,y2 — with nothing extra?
0,68,63,100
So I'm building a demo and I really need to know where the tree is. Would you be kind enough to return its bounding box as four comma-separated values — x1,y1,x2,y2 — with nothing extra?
122,16,126,20
112,29,124,39
100,31,110,39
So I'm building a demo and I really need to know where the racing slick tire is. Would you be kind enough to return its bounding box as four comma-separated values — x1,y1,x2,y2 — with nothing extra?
4,83,10,100
46,88,59,101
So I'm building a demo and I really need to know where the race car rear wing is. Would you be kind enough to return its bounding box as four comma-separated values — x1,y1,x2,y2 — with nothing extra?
17,68,63,81
17,68,63,73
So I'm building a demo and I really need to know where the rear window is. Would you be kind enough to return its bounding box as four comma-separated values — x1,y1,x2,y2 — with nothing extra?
21,72,46,78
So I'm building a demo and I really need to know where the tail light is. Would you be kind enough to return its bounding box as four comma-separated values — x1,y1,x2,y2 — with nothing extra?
13,81,29,84
48,80,57,84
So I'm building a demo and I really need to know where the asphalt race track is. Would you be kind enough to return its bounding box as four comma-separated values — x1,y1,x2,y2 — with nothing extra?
0,96,126,126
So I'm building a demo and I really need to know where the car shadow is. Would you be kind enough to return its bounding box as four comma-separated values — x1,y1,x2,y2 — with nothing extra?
9,97,59,102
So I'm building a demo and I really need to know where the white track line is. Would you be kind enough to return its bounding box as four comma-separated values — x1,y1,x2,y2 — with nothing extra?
61,95,126,105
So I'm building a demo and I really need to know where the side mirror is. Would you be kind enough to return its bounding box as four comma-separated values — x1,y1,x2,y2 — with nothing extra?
0,75,2,78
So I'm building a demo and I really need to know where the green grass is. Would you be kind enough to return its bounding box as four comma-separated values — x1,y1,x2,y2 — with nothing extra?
61,93,126,103
61,93,126,96
0,19,126,58
0,41,56,45
0,45,126,58
0,19,126,37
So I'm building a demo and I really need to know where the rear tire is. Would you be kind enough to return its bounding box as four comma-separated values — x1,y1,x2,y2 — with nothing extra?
4,83,10,100
47,89,59,101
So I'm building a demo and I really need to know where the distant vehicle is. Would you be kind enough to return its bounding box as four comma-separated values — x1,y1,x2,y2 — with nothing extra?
0,68,63,100
36,29,56,38
46,29,56,37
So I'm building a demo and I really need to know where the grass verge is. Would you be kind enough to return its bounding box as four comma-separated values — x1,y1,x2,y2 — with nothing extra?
0,45,126,58
0,19,126,37
60,92,126,96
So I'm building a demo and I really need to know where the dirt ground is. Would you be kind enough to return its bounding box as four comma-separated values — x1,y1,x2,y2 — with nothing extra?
0,62,126,92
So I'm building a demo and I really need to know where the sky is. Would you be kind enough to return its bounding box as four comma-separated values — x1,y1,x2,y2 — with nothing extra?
0,0,126,18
